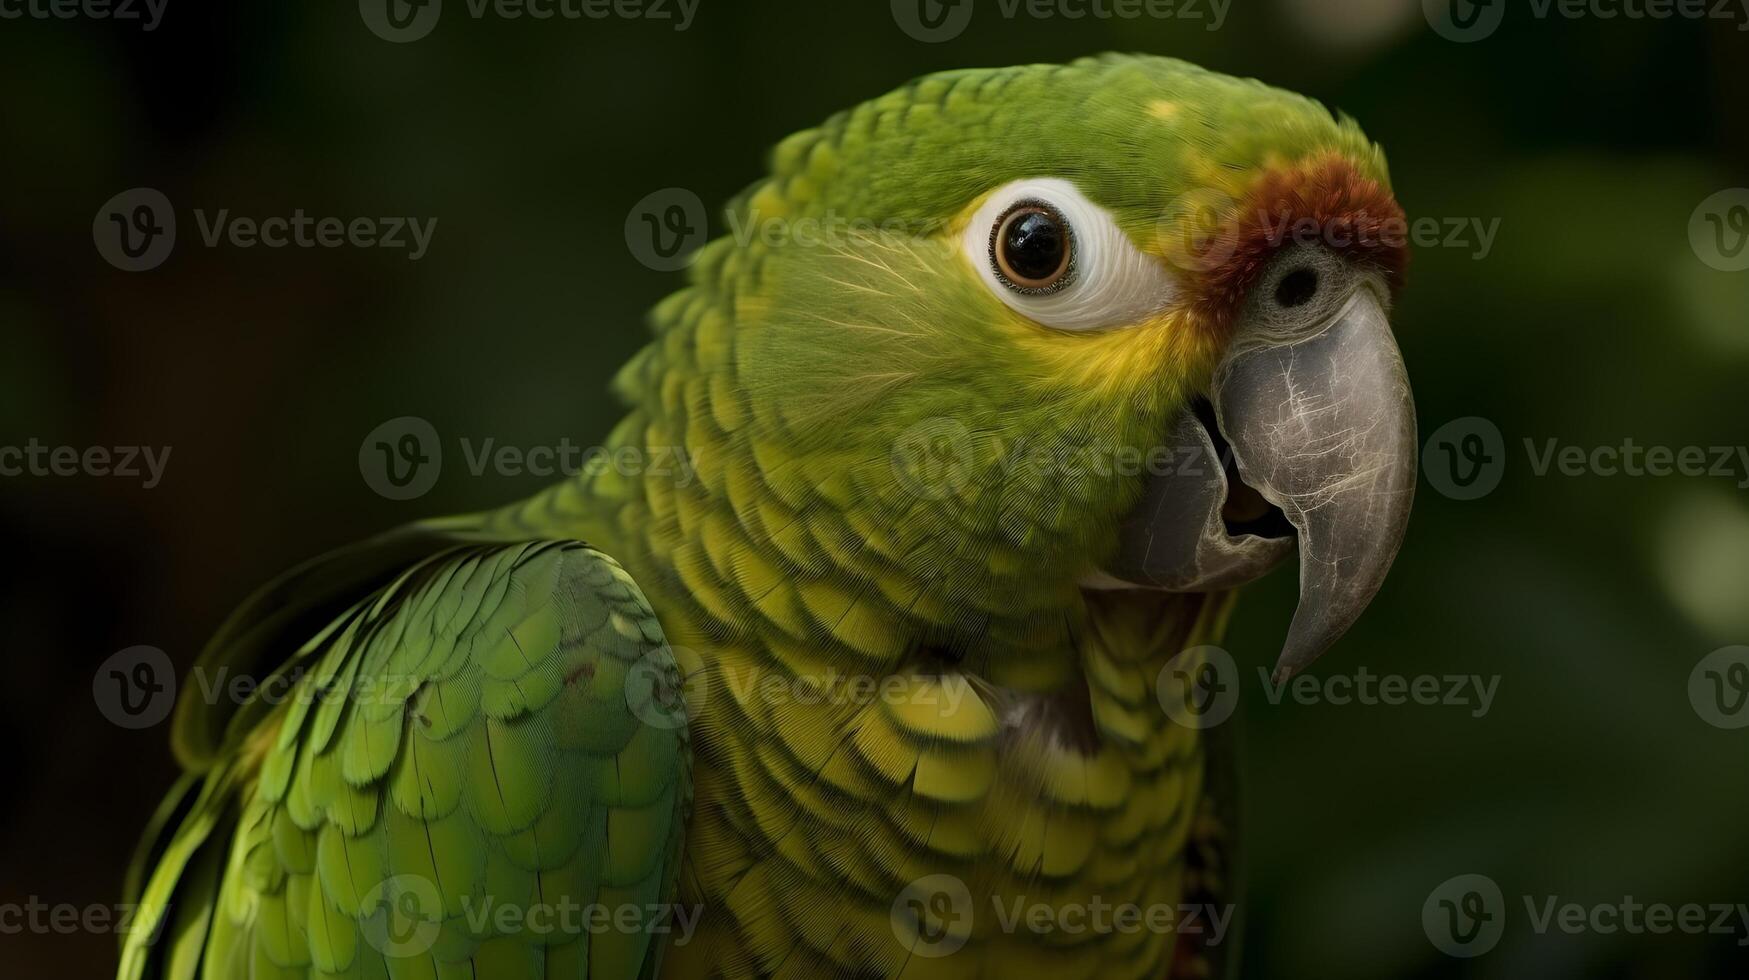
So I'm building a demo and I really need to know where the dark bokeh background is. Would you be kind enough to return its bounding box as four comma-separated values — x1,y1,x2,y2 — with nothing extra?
3,0,1747,976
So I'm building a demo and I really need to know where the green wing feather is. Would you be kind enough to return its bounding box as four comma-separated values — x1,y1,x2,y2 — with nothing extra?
122,540,692,980
170,527,463,770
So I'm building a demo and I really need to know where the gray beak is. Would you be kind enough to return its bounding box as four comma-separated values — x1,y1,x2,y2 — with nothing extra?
1106,278,1416,681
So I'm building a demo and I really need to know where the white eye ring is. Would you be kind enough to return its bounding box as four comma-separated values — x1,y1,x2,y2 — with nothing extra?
963,178,1180,333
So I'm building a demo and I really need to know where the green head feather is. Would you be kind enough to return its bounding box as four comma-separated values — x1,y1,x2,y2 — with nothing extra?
548,54,1398,678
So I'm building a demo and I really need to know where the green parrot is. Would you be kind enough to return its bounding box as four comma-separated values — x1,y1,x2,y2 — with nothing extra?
120,53,1416,980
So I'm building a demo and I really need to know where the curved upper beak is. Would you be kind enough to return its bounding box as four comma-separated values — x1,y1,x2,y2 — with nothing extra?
1105,286,1416,681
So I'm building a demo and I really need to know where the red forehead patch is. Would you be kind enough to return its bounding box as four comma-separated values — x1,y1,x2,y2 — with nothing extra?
1184,155,1409,332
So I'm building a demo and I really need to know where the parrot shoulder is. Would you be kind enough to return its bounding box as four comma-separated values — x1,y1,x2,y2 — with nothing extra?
121,539,692,980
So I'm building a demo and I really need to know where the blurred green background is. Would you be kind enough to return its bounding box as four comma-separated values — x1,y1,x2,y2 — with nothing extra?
2,0,1747,976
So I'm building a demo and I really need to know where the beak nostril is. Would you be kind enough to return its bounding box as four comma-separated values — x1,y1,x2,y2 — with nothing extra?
1274,266,1320,308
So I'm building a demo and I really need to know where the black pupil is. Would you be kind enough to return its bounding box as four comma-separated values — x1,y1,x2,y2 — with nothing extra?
1003,210,1067,282
1274,267,1319,308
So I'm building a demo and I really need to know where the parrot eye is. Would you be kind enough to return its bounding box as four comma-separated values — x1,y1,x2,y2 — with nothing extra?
962,178,1180,333
991,201,1074,293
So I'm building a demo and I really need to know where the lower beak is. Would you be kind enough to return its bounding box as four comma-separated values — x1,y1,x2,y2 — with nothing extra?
1104,286,1416,681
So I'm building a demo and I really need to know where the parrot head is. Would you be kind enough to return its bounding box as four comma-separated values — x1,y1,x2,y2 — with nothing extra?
685,54,1414,679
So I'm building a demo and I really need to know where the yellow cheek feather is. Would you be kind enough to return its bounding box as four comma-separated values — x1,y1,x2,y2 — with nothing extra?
1006,305,1219,407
